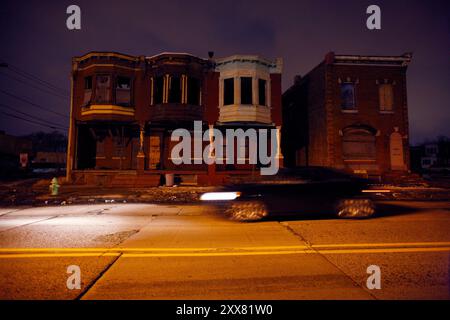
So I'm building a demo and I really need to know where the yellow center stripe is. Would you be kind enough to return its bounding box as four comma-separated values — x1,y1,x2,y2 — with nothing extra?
0,242,449,258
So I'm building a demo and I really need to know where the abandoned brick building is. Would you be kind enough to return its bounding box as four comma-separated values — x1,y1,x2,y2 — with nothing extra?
282,52,412,179
66,52,283,186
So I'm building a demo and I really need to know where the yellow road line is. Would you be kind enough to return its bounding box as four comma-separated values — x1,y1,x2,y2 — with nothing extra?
121,250,314,258
121,247,450,257
0,246,449,258
0,253,120,259
319,247,450,254
0,246,310,253
311,242,450,249
1,242,450,253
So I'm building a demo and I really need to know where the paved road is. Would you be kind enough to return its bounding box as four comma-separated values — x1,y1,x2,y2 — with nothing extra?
0,201,449,300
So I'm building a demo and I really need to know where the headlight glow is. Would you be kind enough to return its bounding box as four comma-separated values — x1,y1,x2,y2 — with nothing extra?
200,192,241,201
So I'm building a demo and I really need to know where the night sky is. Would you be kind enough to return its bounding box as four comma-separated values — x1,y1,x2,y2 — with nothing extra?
0,0,449,144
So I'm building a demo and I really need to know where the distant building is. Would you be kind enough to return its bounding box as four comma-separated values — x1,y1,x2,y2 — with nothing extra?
0,131,33,177
33,151,66,167
0,131,32,156
282,52,412,178
66,52,283,186
411,138,450,172
421,143,439,169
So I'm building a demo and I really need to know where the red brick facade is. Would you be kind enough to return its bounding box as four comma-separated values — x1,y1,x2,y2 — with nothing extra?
282,52,412,178
66,52,283,186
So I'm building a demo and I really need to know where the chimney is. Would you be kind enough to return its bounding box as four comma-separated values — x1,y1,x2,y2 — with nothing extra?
324,51,335,64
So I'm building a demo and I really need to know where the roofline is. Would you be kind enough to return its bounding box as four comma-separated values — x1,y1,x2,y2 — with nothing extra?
73,51,140,62
145,52,208,61
283,51,412,95
328,52,412,67
215,54,281,66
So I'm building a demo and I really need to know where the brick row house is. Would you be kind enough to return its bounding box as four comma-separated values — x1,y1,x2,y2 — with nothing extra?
282,52,412,179
66,52,283,186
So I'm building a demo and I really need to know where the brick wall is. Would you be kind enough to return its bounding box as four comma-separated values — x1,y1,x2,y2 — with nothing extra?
282,54,411,176
326,64,410,173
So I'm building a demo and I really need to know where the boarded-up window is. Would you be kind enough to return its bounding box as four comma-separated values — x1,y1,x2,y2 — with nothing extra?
95,75,111,103
96,139,105,157
187,77,200,105
153,76,164,104
340,83,356,110
241,77,252,105
168,76,181,103
112,136,125,158
343,129,376,160
83,76,92,106
379,84,393,111
116,76,131,106
148,135,161,169
223,78,234,105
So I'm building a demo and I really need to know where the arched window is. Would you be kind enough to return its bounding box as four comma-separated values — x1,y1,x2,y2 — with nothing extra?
342,128,376,160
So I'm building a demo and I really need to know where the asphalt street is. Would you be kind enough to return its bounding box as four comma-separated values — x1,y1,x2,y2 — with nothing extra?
0,201,449,300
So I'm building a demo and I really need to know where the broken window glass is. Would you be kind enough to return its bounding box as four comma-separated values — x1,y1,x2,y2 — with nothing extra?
95,75,111,103
83,76,93,106
116,76,131,106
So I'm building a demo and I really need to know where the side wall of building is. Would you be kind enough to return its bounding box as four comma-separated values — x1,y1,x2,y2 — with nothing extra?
282,64,327,167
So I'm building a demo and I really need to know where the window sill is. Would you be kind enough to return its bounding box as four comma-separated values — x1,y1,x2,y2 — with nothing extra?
341,109,358,114
221,104,270,108
81,104,135,117
379,110,394,114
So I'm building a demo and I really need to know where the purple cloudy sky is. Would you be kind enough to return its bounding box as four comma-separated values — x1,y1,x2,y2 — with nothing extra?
0,0,449,144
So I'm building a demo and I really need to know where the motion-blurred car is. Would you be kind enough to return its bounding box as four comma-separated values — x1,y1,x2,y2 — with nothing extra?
200,167,376,221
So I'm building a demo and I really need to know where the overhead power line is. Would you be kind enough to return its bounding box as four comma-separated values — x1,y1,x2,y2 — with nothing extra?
0,89,69,119
0,103,68,130
0,110,68,131
3,62,70,96
0,71,69,100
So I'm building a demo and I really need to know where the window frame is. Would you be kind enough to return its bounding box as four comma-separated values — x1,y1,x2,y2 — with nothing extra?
223,78,234,106
168,75,182,104
83,76,93,106
340,82,357,112
115,76,132,107
94,74,112,104
187,77,201,106
153,75,164,105
379,83,394,112
258,78,267,106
